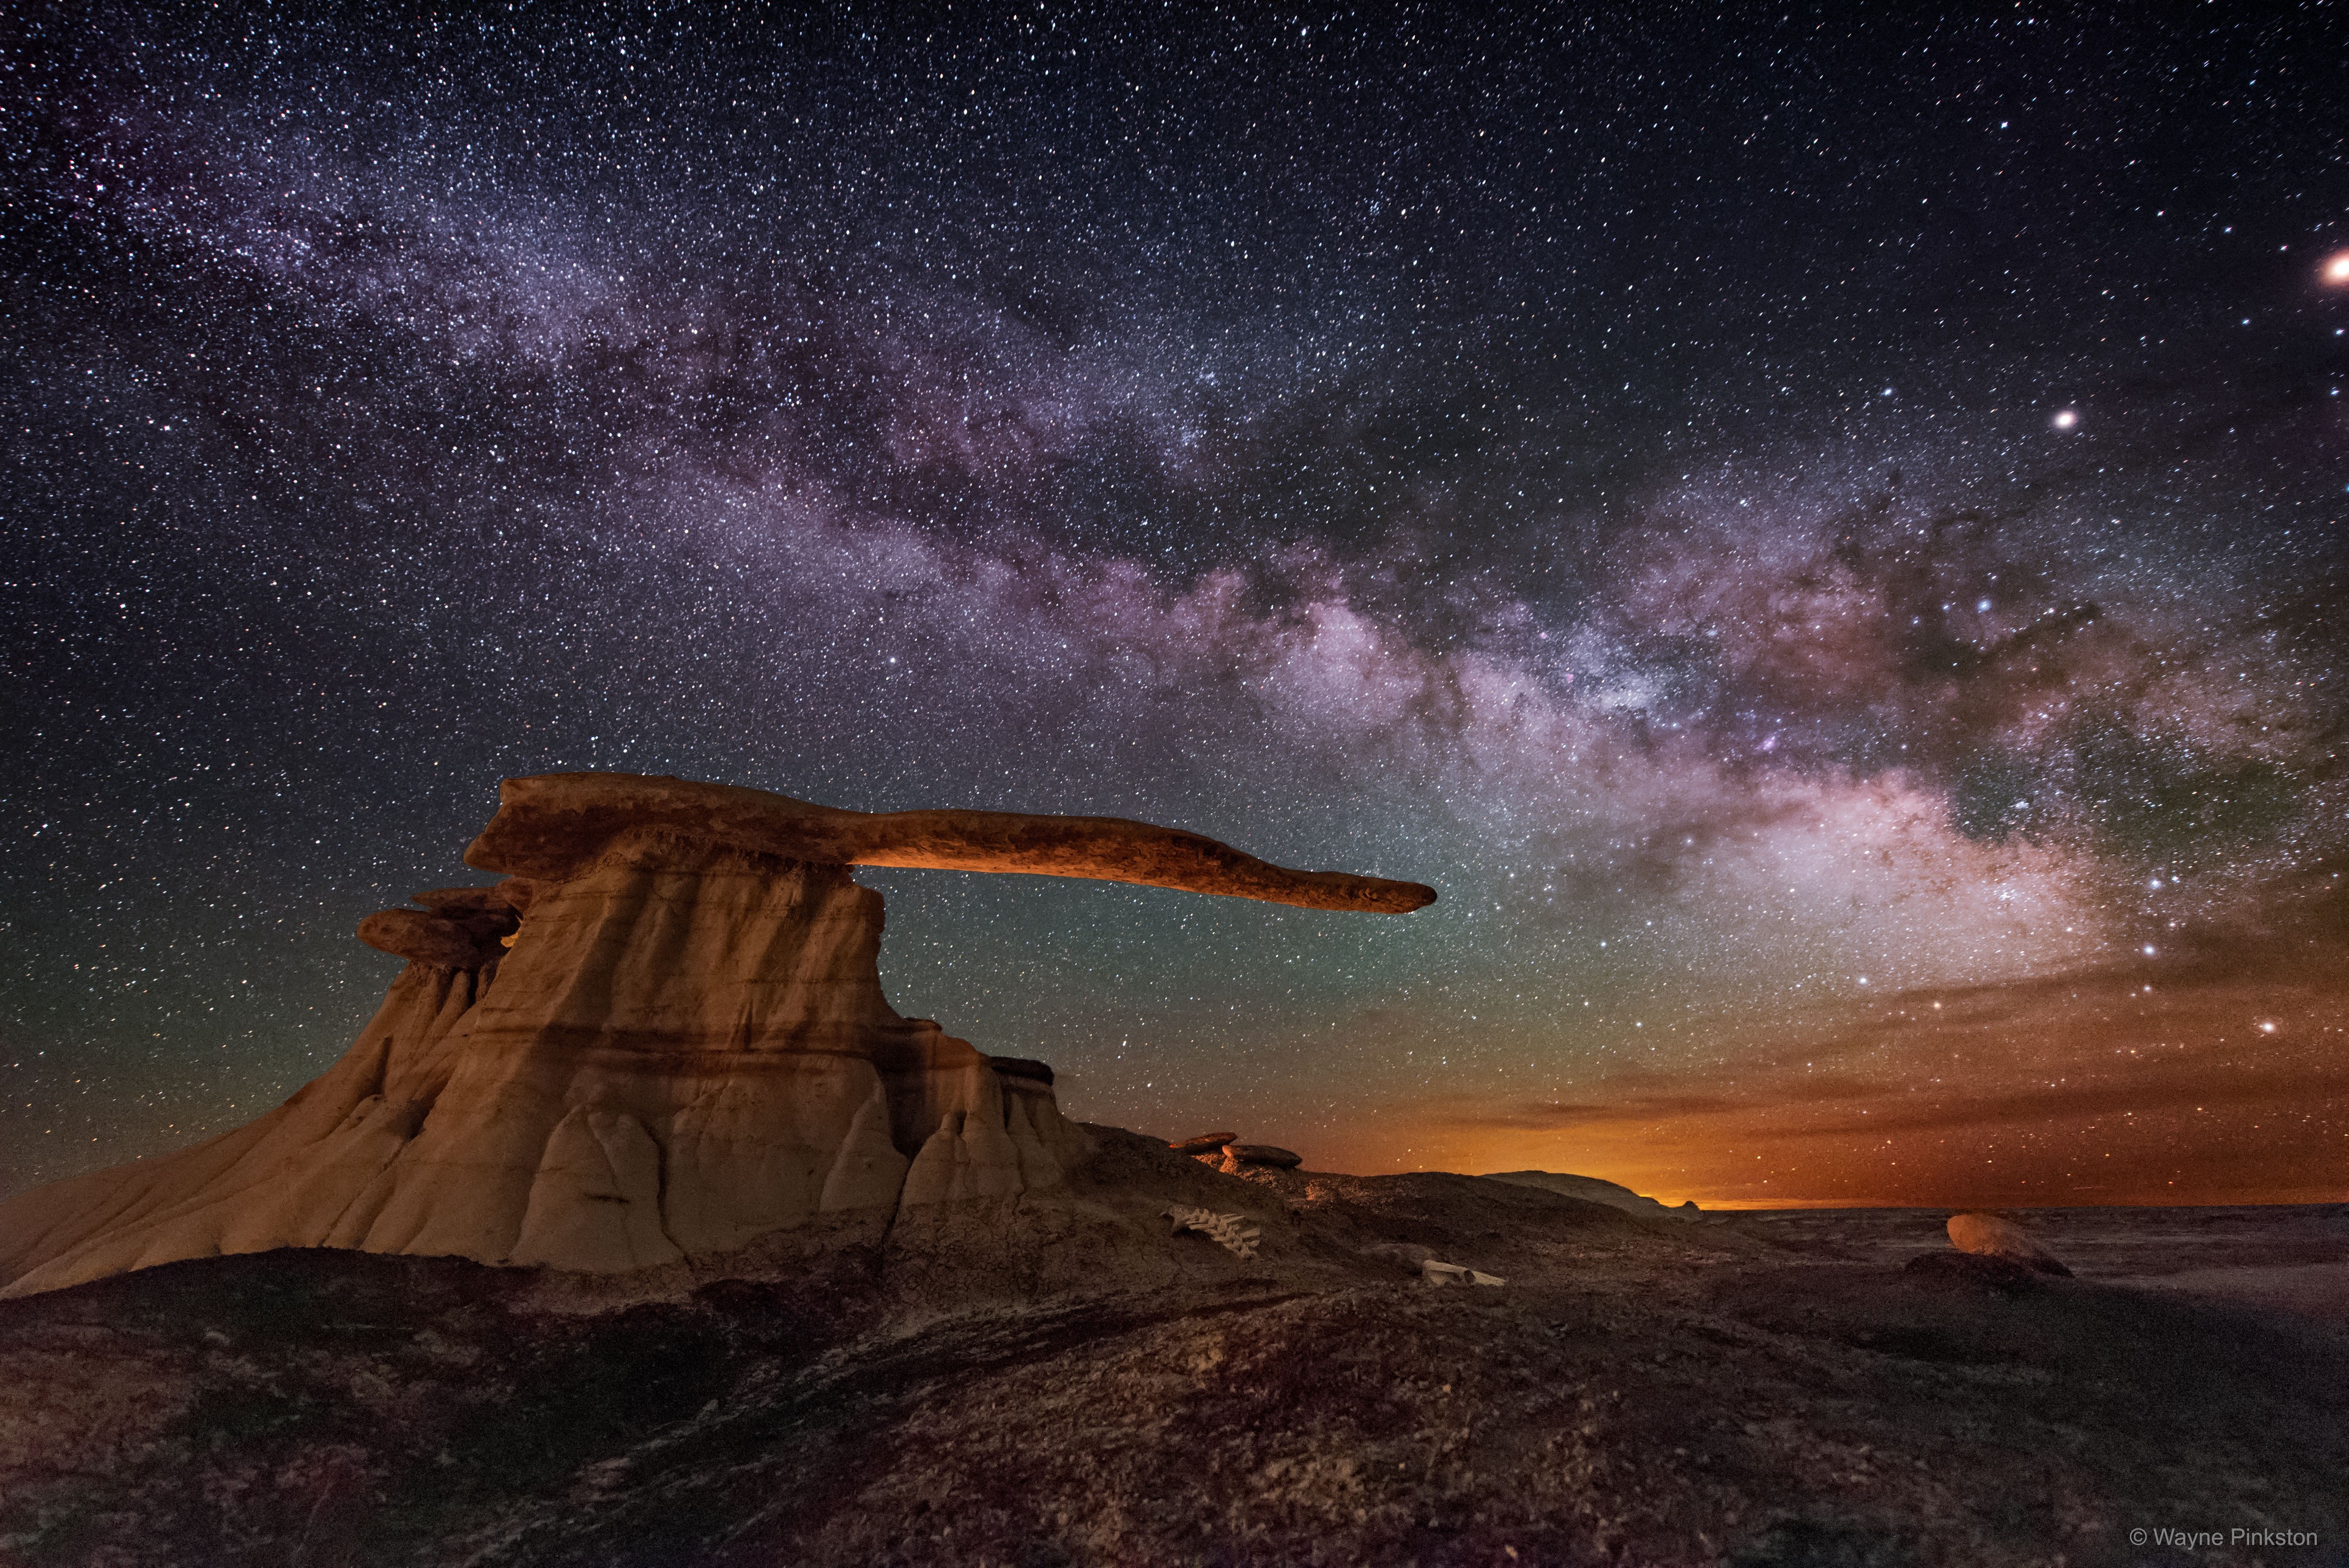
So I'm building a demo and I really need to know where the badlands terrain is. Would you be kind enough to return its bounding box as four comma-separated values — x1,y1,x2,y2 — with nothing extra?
1,774,2338,1565
0,1137,2340,1568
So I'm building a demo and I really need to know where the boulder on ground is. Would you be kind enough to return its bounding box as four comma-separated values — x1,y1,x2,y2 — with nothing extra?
1224,1143,1303,1170
1168,1132,1239,1156
1902,1249,2049,1295
1947,1211,2071,1276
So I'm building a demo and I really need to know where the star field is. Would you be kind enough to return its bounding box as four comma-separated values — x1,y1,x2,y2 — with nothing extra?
5,4,2345,1206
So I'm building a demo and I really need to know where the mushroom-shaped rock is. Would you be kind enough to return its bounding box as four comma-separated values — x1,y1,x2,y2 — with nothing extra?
1168,1132,1239,1156
1224,1143,1304,1170
0,771,1434,1298
1947,1212,2071,1277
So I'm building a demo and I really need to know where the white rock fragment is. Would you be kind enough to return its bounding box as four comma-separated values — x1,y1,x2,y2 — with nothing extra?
1164,1205,1262,1260
1420,1258,1504,1287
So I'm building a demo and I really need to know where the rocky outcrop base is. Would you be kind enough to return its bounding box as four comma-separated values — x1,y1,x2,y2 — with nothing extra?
0,836,1089,1298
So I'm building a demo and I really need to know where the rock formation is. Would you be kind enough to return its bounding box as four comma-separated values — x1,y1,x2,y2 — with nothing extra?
467,771,1436,912
1167,1132,1238,1156
1222,1143,1304,1170
1946,1211,2071,1276
0,773,1433,1298
1165,1135,1304,1171
1163,1205,1263,1260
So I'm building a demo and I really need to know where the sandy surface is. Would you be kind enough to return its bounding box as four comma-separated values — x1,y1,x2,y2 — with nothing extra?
0,1133,2340,1567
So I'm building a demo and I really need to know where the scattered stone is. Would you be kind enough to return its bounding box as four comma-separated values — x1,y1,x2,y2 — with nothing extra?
1224,1143,1304,1170
1165,1205,1262,1260
1420,1258,1505,1287
1168,1132,1239,1156
1946,1212,2071,1276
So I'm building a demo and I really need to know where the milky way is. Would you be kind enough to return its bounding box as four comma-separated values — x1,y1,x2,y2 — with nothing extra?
6,7,2345,1205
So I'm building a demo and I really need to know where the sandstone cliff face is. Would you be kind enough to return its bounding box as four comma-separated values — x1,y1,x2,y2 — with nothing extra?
341,830,1091,1277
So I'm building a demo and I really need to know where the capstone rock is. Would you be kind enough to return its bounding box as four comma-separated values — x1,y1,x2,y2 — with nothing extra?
1168,1132,1239,1156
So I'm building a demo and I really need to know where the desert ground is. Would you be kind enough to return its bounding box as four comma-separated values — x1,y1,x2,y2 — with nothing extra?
0,1129,2340,1568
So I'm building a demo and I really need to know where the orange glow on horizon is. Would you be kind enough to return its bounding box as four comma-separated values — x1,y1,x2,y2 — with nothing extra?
1257,946,2347,1211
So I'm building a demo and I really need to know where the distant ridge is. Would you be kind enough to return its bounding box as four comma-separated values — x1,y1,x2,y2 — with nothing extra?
1483,1170,1700,1221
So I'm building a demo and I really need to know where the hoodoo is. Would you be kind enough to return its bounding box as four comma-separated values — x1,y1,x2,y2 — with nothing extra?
0,773,1434,1298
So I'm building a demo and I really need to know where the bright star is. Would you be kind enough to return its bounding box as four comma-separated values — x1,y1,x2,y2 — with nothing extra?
2051,409,2079,430
2323,251,2349,286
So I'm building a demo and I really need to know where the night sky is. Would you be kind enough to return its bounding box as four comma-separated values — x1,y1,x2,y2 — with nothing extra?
7,6,2346,1209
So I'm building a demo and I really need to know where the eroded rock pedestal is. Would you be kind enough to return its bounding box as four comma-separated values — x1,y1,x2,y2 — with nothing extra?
0,773,1434,1297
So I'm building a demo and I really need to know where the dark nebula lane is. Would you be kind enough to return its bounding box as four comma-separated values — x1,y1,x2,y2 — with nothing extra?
4,5,2344,1205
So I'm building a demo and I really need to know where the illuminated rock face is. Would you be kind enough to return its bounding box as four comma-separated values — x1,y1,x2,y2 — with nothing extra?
0,773,1430,1298
0,960,489,1298
0,836,1084,1296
